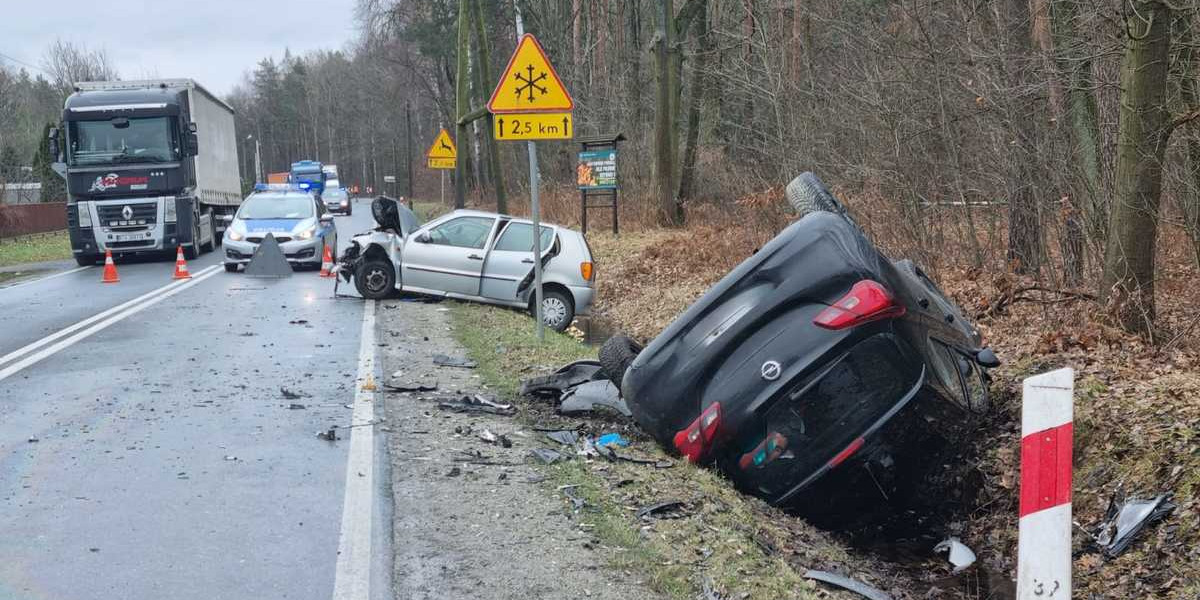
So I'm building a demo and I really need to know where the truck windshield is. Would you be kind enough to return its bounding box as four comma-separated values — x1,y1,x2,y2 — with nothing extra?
239,194,314,219
69,117,178,165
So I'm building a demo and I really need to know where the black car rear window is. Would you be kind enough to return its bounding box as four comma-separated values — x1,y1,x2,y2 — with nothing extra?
725,334,919,498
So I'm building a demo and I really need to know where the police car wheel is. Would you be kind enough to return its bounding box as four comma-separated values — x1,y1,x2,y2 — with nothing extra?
355,259,395,299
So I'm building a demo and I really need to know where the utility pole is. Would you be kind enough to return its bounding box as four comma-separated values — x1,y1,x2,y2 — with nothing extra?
454,0,470,209
406,101,414,198
513,0,544,340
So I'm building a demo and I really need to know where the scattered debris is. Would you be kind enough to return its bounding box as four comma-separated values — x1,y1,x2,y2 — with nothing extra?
699,578,725,600
288,319,309,325
559,380,631,417
384,378,439,393
933,538,976,573
478,429,499,444
437,395,516,416
560,485,587,511
546,430,580,446
1093,492,1176,558
529,448,567,464
525,473,547,483
280,387,307,400
287,403,306,410
317,427,339,442
224,455,238,461
520,360,606,398
802,570,893,600
433,354,477,369
635,500,687,520
595,433,629,449
360,376,377,391
27,437,38,443
446,466,462,477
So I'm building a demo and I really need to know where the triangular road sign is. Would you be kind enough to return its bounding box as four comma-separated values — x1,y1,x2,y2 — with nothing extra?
488,34,573,114
426,129,457,159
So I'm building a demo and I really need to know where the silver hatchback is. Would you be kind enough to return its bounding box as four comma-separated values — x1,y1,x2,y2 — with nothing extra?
341,202,595,331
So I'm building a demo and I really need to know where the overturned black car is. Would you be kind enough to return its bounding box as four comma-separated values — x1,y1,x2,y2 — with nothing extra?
602,173,998,512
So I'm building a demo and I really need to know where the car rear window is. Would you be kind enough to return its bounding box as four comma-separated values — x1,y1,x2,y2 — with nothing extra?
724,334,918,498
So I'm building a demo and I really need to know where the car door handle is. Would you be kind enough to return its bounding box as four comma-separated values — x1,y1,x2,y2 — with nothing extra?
521,258,535,264
468,254,484,260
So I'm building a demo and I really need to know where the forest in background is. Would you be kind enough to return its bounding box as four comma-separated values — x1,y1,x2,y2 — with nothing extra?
3,1,1200,337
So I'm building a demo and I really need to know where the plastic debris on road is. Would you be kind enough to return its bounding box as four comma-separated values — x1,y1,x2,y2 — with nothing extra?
933,537,976,573
529,448,566,464
437,394,516,416
433,354,477,369
545,430,580,446
1094,492,1176,557
595,433,629,449
520,360,605,398
635,500,687,520
558,380,631,417
802,570,893,600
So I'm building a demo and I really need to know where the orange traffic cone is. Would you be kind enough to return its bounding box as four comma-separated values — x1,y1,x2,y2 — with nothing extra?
319,243,335,278
101,249,119,283
172,246,191,280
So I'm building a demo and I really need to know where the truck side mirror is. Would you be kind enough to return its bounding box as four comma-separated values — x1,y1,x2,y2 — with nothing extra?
185,132,199,156
47,128,59,160
221,214,234,224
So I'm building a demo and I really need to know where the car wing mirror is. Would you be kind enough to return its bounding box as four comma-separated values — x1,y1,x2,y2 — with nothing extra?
974,348,1001,368
319,214,334,225
415,231,431,243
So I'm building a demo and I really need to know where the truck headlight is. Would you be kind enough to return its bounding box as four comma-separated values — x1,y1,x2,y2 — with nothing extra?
77,203,92,228
164,197,177,223
296,226,316,241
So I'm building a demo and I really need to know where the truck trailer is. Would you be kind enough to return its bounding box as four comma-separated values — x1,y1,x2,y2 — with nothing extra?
50,79,242,265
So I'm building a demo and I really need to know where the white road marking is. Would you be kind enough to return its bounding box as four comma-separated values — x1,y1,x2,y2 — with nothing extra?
332,299,377,600
0,265,222,383
0,265,93,291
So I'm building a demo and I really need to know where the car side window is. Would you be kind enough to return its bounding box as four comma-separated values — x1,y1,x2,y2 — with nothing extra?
493,222,554,252
926,338,967,405
427,216,495,249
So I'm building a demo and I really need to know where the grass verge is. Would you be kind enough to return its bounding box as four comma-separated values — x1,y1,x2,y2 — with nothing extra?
449,302,847,600
0,230,73,268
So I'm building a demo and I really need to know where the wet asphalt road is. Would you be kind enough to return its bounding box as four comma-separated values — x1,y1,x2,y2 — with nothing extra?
0,200,391,600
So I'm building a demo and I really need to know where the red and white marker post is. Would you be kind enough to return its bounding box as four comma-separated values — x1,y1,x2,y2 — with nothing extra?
1016,367,1074,599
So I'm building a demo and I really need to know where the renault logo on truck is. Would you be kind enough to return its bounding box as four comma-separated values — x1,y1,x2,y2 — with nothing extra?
121,205,134,220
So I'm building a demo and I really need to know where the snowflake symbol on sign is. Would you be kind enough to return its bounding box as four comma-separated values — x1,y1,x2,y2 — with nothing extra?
513,64,548,103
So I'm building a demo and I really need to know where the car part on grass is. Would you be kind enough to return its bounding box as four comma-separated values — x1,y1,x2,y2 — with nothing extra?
437,395,516,416
519,360,606,398
559,380,631,417
595,433,629,449
433,354,477,369
1093,493,1175,557
619,172,997,511
635,500,687,520
243,233,293,278
598,335,642,389
529,448,566,464
560,485,587,511
545,430,580,446
384,378,439,393
933,538,976,573
802,570,893,600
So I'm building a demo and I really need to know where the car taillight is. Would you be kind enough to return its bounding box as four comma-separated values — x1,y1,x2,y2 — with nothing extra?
813,280,905,330
580,261,594,281
828,436,865,468
673,402,722,462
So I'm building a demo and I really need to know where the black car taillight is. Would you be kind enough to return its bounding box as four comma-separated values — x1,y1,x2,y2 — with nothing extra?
673,402,722,462
813,280,905,330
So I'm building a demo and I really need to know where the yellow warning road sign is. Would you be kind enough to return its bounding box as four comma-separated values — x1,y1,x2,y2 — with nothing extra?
494,113,573,141
488,34,573,114
425,128,457,169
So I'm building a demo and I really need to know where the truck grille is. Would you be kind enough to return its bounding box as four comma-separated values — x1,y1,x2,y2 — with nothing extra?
98,202,157,227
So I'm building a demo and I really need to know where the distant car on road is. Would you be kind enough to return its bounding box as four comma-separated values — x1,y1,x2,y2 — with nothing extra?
339,198,595,331
322,187,352,215
222,186,337,272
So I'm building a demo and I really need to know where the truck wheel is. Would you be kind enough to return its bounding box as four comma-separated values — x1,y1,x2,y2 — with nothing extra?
599,335,643,389
184,221,201,260
201,214,215,253
75,254,98,267
354,259,396,299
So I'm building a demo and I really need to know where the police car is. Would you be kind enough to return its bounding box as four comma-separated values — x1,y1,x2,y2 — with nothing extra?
221,184,337,272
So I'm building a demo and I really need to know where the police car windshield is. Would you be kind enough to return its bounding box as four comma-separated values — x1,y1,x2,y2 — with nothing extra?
239,193,313,219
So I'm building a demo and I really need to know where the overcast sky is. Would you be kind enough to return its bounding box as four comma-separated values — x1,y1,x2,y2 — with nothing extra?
1,0,360,97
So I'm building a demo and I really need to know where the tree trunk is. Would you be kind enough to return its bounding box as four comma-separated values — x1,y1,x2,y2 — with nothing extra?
472,0,506,213
678,0,710,204
1175,14,1200,269
1101,1,1172,335
454,0,470,209
655,0,682,226
1006,0,1042,274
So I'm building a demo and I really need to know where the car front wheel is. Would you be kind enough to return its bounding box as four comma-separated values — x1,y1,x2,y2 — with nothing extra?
536,290,574,332
355,259,396,299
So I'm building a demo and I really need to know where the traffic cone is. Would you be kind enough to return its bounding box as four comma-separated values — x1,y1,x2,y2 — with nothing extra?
319,243,335,278
101,249,119,283
172,246,191,280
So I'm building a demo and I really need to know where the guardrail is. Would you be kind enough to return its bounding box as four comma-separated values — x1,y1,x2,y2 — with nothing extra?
0,202,68,239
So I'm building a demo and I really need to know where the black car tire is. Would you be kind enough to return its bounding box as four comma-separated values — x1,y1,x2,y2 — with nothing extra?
184,220,201,260
75,254,98,267
355,259,396,299
599,335,643,389
537,290,575,332
224,263,238,273
785,172,840,217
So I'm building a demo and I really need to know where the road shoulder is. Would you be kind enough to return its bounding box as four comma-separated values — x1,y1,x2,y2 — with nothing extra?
378,299,659,600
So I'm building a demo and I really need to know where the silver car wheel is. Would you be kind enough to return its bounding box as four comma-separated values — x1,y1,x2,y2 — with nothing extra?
363,267,389,294
542,296,568,328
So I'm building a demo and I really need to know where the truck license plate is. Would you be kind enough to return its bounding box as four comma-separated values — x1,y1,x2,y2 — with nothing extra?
115,233,144,242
